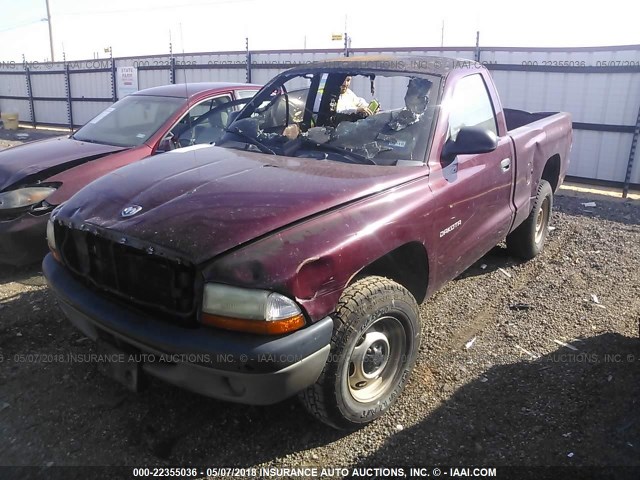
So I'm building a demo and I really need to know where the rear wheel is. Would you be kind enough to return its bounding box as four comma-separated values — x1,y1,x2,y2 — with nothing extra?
299,276,421,429
506,179,553,259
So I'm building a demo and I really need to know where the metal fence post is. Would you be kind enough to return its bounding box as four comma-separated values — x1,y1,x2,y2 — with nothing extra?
246,52,252,83
24,66,36,127
110,57,117,102
623,103,640,198
64,63,73,131
245,37,251,83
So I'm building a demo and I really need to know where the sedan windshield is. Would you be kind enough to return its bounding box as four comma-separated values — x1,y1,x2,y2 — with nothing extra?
73,95,184,147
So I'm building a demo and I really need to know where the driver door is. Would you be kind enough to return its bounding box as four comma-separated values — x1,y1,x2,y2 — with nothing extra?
429,73,515,280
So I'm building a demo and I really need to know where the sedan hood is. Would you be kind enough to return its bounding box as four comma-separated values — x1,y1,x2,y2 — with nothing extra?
57,145,425,263
0,136,127,191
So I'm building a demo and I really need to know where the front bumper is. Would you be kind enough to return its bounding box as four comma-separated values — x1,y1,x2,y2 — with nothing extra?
43,254,333,405
0,213,49,266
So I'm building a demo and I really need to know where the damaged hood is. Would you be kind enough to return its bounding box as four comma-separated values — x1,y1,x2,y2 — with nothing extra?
0,136,127,191
57,144,425,263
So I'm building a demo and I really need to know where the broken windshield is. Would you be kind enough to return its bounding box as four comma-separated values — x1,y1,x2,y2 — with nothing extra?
219,71,440,166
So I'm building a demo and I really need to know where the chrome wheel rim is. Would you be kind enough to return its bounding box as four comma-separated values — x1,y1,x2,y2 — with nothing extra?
347,316,406,403
535,197,550,244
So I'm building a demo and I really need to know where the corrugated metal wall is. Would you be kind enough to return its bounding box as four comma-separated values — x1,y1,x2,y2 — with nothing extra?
0,72,30,121
480,46,640,186
1,45,639,186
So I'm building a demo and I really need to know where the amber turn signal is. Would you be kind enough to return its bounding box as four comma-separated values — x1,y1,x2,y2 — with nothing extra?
201,313,306,335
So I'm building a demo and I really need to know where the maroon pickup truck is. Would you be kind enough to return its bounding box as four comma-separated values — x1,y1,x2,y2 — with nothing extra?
43,56,572,429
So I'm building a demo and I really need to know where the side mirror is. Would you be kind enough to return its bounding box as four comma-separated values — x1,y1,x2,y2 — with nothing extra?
441,127,498,163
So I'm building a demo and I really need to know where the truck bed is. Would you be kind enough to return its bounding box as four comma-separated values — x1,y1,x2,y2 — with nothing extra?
504,108,572,231
504,108,560,131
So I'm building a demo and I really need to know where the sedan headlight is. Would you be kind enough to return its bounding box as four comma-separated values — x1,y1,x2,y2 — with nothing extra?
0,187,57,210
201,283,305,335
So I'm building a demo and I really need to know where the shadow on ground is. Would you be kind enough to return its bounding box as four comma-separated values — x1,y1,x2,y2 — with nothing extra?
0,262,43,286
0,288,346,473
455,244,523,280
357,333,640,469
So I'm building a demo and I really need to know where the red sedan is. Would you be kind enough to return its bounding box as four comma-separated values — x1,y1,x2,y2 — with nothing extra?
0,82,260,266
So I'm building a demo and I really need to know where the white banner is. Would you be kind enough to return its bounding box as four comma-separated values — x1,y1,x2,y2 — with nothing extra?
116,66,138,98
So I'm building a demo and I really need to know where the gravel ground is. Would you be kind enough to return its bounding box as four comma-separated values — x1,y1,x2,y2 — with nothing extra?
0,134,639,478
0,126,66,149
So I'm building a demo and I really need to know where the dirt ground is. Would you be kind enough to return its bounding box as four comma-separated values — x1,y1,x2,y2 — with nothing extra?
0,125,67,149
0,132,639,479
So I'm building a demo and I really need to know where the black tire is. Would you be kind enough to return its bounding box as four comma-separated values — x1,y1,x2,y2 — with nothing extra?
299,276,421,429
506,179,553,260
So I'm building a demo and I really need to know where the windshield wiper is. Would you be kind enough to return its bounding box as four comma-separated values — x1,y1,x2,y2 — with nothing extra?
300,137,377,165
224,127,275,155
70,135,130,148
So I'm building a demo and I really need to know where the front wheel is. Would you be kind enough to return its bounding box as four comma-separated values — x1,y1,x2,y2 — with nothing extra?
506,179,553,260
299,276,421,429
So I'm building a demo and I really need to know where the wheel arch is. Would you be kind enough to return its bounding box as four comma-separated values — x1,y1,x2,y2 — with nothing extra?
541,154,562,193
350,241,430,304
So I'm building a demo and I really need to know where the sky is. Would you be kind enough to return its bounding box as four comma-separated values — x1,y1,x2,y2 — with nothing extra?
0,0,639,62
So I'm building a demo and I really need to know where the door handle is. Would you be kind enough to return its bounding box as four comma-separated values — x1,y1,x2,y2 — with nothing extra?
500,158,511,172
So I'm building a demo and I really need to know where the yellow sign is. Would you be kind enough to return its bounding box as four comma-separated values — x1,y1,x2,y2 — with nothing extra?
331,34,343,41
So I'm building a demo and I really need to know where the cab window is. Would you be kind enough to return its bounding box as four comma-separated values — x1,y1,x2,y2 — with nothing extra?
188,95,232,123
236,89,259,99
447,74,497,141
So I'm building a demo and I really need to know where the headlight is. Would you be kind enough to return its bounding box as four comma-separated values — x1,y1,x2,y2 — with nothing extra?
0,187,57,210
46,218,62,262
201,283,305,335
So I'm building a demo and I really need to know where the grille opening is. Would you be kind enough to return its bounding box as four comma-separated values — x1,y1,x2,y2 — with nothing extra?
56,223,197,321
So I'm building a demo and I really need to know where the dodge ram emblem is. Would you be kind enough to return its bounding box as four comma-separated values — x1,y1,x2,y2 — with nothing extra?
121,205,143,218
